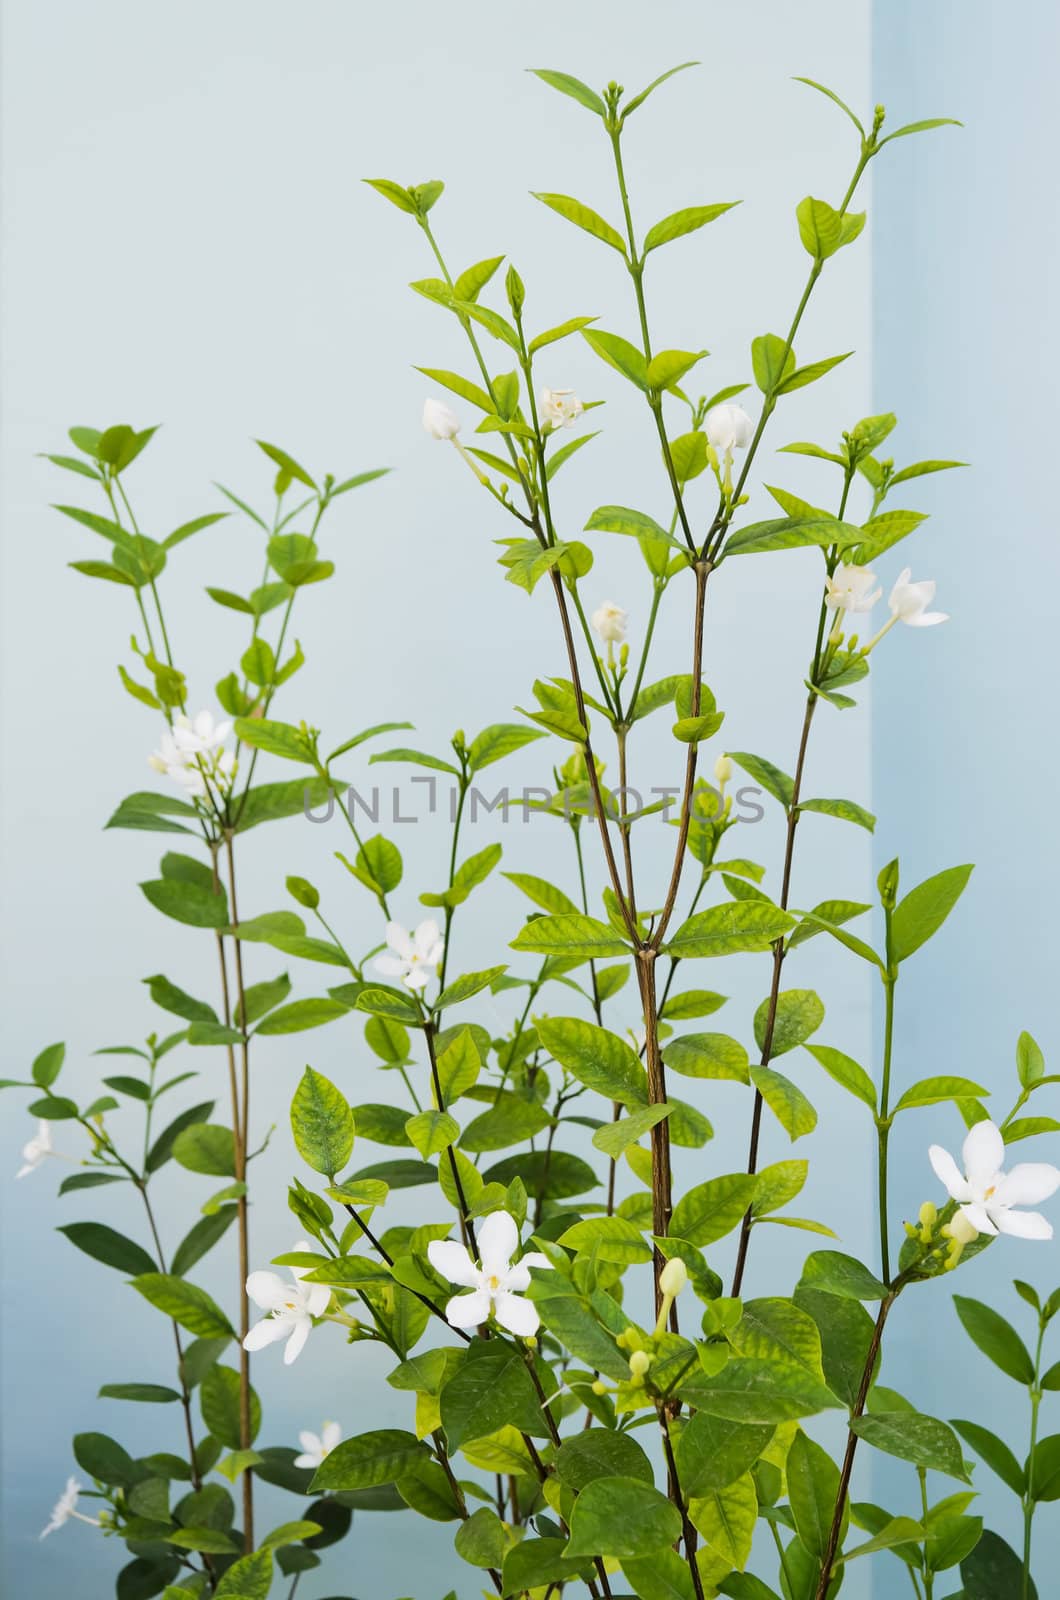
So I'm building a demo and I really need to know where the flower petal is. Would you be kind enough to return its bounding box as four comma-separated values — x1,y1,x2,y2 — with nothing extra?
375,955,409,979
284,1317,313,1364
322,1420,343,1453
993,1163,1060,1209
962,1120,1005,1190
494,1291,540,1338
960,1202,998,1236
477,1210,519,1277
445,1288,491,1329
293,1452,318,1469
413,918,442,954
427,1238,479,1288
928,1144,972,1203
246,1271,289,1312
304,1283,332,1319
386,921,413,960
243,1317,290,1351
994,1208,1053,1241
298,1431,322,1456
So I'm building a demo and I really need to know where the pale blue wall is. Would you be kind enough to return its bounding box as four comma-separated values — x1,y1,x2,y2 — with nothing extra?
873,1,1060,1585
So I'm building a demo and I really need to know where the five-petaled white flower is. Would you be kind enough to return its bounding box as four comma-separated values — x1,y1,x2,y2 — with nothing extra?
243,1242,331,1364
375,919,444,992
929,1120,1060,1240
40,1476,96,1540
427,1211,549,1337
17,1120,55,1179
294,1420,342,1469
825,563,882,615
149,729,204,795
149,709,236,798
172,710,233,757
889,567,948,627
705,402,754,454
422,398,461,440
591,601,628,645
540,388,584,431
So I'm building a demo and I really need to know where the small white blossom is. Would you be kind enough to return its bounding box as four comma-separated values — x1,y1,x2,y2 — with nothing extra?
294,1420,342,1469
889,567,948,627
17,1120,55,1179
172,710,233,757
40,1477,96,1540
540,388,584,431
375,919,444,992
591,601,628,645
427,1211,549,1338
422,398,461,440
243,1242,331,1365
705,402,754,453
929,1120,1060,1241
149,709,236,798
825,564,882,615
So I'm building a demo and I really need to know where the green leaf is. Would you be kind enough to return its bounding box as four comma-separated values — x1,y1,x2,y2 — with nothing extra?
215,1547,274,1598
566,1476,682,1559
593,1104,673,1158
146,1100,215,1173
532,191,626,253
171,1207,238,1277
132,1273,234,1339
73,1432,139,1487
503,872,579,917
685,1359,842,1424
749,1064,818,1141
144,975,217,1025
804,1044,877,1111
354,986,423,1025
643,202,737,255
648,348,708,390
141,878,228,929
891,864,974,964
460,1094,550,1152
751,333,796,393
676,1414,774,1498
528,68,607,118
31,1042,65,1089
555,1428,654,1490
435,966,507,1011
439,1338,549,1449
406,1109,459,1159
754,990,824,1057
893,1075,989,1112
880,117,963,147
794,1287,877,1410
664,1033,749,1083
960,1528,1037,1600
310,1427,427,1491
291,1067,354,1177
786,1428,840,1560
99,1382,180,1404
793,76,865,133
1031,1433,1060,1500
798,797,875,831
58,1223,157,1277
255,998,349,1036
728,751,794,807
799,1250,887,1301
952,1295,1034,1383
852,1412,970,1481
670,1173,756,1246
1017,1030,1046,1090
256,438,316,488
510,914,629,958
777,351,853,395
559,1215,652,1265
582,328,649,390
467,723,546,772
796,195,843,259
665,901,794,959
173,1124,237,1177
950,1420,1025,1494
234,716,315,764
729,1298,824,1378
503,1539,592,1594
536,1016,648,1107
201,1364,262,1450
584,502,673,548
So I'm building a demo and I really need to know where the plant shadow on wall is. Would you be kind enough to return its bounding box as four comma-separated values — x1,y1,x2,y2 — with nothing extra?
10,59,1060,1600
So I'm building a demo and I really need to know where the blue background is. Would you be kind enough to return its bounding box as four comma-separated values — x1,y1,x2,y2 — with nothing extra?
0,2,1054,1595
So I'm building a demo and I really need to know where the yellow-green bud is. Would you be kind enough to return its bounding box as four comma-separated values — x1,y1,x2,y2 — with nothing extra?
615,1330,628,1349
592,1379,607,1395
660,1257,689,1298
629,1350,651,1379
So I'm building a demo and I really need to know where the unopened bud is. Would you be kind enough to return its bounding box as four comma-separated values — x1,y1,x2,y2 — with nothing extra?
629,1350,651,1384
592,1379,607,1395
714,753,733,789
660,1257,689,1298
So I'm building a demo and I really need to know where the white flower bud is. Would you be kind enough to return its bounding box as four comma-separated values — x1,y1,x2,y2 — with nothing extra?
422,397,461,440
714,753,733,787
628,1350,651,1380
705,402,753,453
591,601,628,644
659,1257,688,1298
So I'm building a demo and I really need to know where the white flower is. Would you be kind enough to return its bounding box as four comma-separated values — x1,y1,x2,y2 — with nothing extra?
375,919,444,991
929,1120,1060,1240
540,388,584,431
148,729,204,796
705,402,754,453
294,1420,342,1469
422,398,461,440
889,567,948,627
825,563,882,615
172,710,233,756
243,1241,331,1364
40,1477,91,1540
427,1211,550,1338
591,601,628,644
17,1120,54,1179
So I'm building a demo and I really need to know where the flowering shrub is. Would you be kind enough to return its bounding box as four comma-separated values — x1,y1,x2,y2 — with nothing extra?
11,60,1060,1600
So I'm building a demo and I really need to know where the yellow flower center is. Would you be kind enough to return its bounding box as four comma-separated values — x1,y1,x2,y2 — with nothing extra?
487,1274,501,1291
984,1185,996,1199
